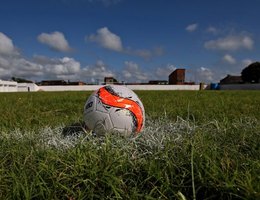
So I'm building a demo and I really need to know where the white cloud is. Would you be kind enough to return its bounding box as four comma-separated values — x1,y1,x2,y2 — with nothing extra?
37,31,71,52
242,59,253,67
0,33,43,79
0,57,10,68
0,67,10,78
0,56,44,79
88,27,123,52
45,57,80,76
81,60,115,82
222,54,236,64
32,55,58,65
155,64,176,79
130,46,165,60
204,34,254,51
33,57,114,82
206,26,218,35
195,67,214,82
132,49,152,60
12,58,44,77
122,61,150,82
0,32,18,55
0,52,83,81
87,27,165,60
0,32,134,82
186,23,198,32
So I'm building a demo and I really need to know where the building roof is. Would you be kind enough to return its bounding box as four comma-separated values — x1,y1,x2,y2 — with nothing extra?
169,68,185,77
220,75,243,84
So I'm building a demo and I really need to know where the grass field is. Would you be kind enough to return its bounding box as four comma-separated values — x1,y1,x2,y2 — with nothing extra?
0,90,259,199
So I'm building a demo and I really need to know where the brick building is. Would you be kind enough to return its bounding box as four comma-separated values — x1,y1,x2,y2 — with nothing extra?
168,69,185,85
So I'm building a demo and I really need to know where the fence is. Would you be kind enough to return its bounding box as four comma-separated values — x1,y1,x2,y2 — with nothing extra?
219,84,260,90
0,80,17,92
39,84,204,91
17,83,40,92
5,82,260,92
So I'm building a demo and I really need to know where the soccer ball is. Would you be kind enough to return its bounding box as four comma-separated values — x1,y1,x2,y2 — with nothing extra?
83,85,145,136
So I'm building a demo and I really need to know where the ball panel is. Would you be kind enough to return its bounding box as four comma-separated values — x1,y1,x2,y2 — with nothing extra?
96,97,111,113
83,94,96,114
109,108,135,132
84,111,113,135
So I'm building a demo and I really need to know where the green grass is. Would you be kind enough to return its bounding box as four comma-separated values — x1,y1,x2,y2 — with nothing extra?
0,90,260,199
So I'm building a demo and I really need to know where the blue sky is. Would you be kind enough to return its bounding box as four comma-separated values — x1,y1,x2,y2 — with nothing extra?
0,0,259,83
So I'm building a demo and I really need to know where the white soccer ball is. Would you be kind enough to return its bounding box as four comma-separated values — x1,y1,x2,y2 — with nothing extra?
83,85,145,136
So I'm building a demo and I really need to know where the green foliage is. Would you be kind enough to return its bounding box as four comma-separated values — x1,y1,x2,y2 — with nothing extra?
11,77,33,83
241,62,260,83
0,90,260,199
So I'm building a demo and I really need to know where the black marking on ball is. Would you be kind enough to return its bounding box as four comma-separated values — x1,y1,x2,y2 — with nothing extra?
85,101,93,110
104,85,120,97
129,111,138,132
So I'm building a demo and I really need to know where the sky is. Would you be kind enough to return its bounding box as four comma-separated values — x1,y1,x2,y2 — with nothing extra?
0,0,259,83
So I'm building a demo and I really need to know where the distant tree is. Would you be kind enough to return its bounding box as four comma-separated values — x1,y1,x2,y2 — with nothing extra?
11,77,33,83
241,62,260,83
